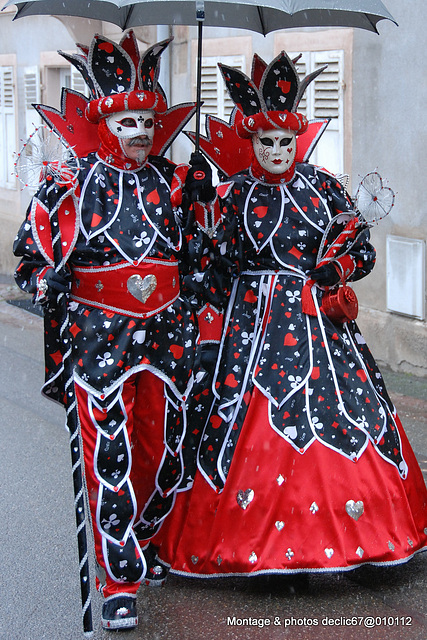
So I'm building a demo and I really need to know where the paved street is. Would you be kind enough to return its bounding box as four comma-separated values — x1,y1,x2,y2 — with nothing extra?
1,279,426,640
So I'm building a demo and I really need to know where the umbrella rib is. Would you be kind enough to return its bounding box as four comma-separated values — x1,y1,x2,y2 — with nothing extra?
256,6,266,35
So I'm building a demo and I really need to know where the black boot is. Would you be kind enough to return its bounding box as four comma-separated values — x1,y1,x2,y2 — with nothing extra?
101,594,138,630
142,543,170,587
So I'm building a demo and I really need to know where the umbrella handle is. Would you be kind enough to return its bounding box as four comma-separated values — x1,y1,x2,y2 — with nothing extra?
47,179,93,637
195,0,205,153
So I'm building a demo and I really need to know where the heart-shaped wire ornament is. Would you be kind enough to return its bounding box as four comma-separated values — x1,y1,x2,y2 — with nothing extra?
355,171,395,225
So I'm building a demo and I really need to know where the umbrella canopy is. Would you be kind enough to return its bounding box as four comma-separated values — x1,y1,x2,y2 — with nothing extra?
3,0,396,34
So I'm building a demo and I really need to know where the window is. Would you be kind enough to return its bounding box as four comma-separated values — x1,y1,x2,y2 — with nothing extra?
24,66,42,137
60,66,90,96
0,65,16,189
200,55,245,128
292,50,344,174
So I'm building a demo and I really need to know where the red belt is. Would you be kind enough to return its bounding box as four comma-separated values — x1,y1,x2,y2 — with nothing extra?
71,260,180,318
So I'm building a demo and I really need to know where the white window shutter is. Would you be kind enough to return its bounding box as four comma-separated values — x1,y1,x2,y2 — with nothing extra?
0,66,16,188
313,50,344,173
293,54,308,116
313,50,343,131
24,66,41,136
291,50,344,174
201,55,245,127
71,66,89,97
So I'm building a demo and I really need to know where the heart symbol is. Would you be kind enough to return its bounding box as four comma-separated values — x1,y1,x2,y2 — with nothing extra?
170,344,184,360
127,274,157,303
236,488,254,510
244,290,257,304
225,373,239,388
275,521,285,531
146,188,160,205
284,333,298,346
311,366,320,380
345,499,364,521
253,206,268,218
324,548,334,559
356,172,395,222
356,369,367,383
99,42,114,53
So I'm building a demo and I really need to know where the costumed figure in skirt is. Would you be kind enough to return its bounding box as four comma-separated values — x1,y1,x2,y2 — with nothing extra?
158,51,427,578
13,31,218,631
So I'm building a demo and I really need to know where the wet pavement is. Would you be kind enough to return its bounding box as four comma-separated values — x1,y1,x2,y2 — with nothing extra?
0,277,426,640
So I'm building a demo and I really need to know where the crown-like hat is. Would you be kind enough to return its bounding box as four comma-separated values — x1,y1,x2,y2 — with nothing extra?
34,31,197,159
220,51,325,138
59,30,170,123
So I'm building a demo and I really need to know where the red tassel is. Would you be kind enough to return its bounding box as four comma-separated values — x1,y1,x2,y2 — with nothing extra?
301,279,317,316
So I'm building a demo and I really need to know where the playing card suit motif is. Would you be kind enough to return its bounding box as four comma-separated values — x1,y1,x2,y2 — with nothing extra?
127,274,157,304
236,488,254,510
197,163,406,498
345,500,364,521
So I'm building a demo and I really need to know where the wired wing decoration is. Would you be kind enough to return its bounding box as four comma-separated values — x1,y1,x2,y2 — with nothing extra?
14,124,80,190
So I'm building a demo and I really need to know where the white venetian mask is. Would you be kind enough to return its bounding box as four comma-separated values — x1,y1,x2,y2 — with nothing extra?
106,109,155,140
106,109,155,163
252,128,297,175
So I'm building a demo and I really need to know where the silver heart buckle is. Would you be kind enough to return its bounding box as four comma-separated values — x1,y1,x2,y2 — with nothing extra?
127,274,157,304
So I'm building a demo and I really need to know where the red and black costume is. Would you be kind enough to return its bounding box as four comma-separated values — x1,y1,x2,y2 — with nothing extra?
13,32,218,607
158,51,427,577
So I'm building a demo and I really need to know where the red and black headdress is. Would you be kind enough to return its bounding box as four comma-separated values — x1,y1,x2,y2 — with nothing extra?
60,31,169,122
34,31,196,160
220,50,325,138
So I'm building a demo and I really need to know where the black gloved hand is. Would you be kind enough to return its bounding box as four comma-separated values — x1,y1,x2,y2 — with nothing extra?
185,152,216,203
36,267,71,303
308,263,341,287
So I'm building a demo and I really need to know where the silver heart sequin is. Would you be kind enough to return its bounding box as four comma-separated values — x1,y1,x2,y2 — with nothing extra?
275,521,285,531
127,274,157,303
324,548,334,559
345,499,364,521
236,488,254,510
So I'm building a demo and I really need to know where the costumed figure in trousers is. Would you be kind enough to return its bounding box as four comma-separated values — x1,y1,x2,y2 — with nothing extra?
13,31,218,631
157,51,427,578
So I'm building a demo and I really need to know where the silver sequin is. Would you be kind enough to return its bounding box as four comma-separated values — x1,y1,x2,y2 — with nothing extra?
310,502,319,514
249,552,257,564
191,555,199,564
236,488,254,510
275,521,285,531
324,548,334,559
388,541,395,551
356,547,364,558
345,499,364,521
276,474,285,486
285,548,294,560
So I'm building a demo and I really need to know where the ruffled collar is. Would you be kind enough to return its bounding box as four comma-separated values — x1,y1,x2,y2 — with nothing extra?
250,156,296,185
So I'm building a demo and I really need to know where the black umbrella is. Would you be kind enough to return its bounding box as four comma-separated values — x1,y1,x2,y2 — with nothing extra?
4,0,396,149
